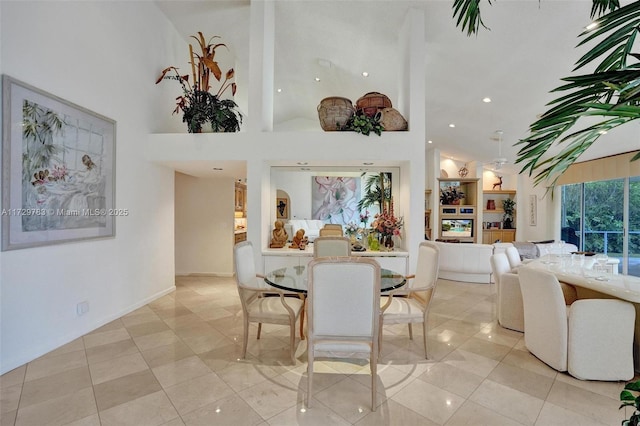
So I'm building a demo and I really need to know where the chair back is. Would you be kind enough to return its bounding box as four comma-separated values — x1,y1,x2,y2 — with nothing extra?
412,241,439,288
490,253,511,286
307,257,380,339
313,236,351,257
319,225,343,237
234,241,258,287
505,246,522,269
518,267,569,371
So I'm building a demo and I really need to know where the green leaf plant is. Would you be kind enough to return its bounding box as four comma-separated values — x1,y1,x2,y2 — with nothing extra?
452,1,639,191
341,112,384,136
156,32,242,133
620,380,640,426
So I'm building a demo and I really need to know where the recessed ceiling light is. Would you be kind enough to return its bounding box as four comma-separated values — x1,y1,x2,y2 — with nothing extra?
300,167,311,171
297,162,308,165
362,71,369,77
598,130,608,135
449,123,455,128
585,22,598,31
427,140,433,144
363,162,374,165
482,97,492,103
314,77,321,82
276,88,282,93
212,167,223,171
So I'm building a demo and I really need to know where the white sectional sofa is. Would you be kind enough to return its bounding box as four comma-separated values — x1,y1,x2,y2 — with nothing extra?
284,219,326,242
431,241,494,283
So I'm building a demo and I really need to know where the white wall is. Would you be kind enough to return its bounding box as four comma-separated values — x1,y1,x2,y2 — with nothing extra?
0,2,177,374
175,173,234,276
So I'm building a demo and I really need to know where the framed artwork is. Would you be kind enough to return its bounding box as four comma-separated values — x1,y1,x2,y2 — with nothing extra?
311,176,361,224
529,195,537,226
276,198,288,219
2,75,117,250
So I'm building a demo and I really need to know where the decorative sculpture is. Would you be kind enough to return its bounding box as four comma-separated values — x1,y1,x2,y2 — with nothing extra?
270,220,288,248
493,175,503,191
290,229,308,249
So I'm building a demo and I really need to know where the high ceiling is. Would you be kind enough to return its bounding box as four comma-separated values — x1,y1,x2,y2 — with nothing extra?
156,0,639,178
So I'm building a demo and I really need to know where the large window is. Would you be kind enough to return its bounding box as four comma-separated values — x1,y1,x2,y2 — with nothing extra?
561,178,639,276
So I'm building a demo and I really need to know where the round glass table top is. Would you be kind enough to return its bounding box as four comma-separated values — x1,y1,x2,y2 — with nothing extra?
264,265,406,294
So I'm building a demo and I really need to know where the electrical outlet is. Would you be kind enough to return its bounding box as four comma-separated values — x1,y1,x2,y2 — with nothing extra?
76,301,89,316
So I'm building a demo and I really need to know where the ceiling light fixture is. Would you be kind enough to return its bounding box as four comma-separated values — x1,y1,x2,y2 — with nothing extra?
363,162,374,165
362,71,369,77
212,167,223,171
427,140,433,144
314,77,321,82
482,97,492,103
276,88,282,93
449,123,455,128
585,22,598,31
491,130,509,170
297,162,308,165
598,130,608,135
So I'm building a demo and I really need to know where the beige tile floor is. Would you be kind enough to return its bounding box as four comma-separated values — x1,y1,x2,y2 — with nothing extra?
1,276,636,426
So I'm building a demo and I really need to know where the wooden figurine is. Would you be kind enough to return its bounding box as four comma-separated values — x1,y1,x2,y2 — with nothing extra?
290,229,308,249
270,220,288,248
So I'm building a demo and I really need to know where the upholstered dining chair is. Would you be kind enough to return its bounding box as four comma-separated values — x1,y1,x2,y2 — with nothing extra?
319,224,343,236
306,257,380,411
505,246,523,269
380,241,439,358
518,267,635,381
313,236,351,257
490,253,524,332
234,241,304,364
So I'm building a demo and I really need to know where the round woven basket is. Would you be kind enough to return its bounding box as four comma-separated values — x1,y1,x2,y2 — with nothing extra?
356,92,392,117
317,97,355,131
378,107,407,131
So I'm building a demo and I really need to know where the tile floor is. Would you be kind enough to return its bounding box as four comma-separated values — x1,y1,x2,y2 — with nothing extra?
1,276,636,425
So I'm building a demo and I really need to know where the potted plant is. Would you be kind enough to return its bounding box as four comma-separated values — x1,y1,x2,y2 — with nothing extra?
440,186,465,205
502,198,516,229
341,111,384,136
156,32,242,133
620,380,640,425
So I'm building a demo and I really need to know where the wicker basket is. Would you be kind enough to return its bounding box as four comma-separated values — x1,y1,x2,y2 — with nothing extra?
356,92,392,117
378,107,407,131
317,97,355,131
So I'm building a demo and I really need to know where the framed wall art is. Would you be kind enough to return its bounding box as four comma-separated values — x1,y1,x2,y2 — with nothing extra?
2,75,117,250
276,197,288,219
529,194,537,226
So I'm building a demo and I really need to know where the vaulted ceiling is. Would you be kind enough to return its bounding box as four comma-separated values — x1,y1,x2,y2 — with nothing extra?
156,0,639,177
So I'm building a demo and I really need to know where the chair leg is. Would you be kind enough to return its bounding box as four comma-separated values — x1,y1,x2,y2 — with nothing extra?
408,323,413,340
422,321,428,359
299,298,306,340
370,352,377,412
242,318,249,359
307,350,314,408
289,318,296,364
257,322,262,339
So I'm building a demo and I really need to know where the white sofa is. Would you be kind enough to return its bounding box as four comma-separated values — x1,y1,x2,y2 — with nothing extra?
431,241,494,283
285,219,326,242
493,241,578,259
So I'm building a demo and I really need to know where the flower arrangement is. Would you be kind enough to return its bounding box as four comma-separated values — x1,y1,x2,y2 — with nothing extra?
371,211,404,237
156,32,242,133
440,186,465,205
359,210,370,228
345,222,359,236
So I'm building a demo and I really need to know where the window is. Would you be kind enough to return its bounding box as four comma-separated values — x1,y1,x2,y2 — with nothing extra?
561,177,639,276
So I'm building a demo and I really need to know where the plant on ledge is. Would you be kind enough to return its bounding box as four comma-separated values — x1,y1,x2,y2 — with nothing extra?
619,380,640,426
440,186,465,205
156,32,242,133
341,112,384,136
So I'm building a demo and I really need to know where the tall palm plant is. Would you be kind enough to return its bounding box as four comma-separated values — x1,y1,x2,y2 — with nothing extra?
357,172,392,213
452,0,640,189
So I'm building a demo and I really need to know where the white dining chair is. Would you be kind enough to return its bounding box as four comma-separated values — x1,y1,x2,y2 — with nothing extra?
306,257,380,411
313,236,351,257
380,241,439,358
319,225,343,237
490,253,524,332
518,267,635,380
234,241,304,364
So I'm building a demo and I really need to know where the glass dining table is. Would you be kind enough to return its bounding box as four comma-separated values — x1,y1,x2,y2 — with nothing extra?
264,265,406,339
263,265,407,294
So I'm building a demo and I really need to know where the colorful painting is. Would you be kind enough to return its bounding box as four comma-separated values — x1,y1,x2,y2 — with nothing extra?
2,75,116,250
311,176,361,224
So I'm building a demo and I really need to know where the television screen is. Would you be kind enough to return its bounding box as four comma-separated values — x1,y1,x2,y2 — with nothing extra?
442,219,473,238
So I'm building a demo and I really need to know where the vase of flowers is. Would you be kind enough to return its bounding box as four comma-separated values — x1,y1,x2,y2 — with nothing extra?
345,221,359,243
371,211,404,251
156,32,242,133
